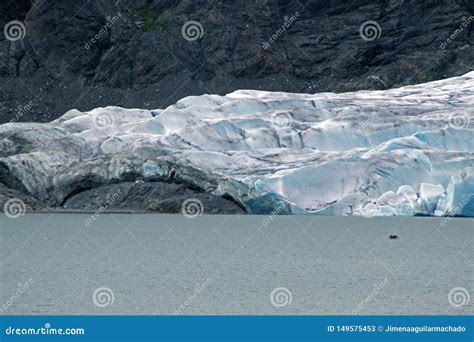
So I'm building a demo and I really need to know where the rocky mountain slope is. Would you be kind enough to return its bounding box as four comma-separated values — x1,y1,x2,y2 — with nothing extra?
0,0,473,123
1,72,473,216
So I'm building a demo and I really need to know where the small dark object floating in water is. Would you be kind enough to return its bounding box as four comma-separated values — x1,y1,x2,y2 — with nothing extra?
389,235,399,239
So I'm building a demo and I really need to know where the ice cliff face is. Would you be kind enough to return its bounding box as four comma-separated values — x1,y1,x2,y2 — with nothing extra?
1,72,474,216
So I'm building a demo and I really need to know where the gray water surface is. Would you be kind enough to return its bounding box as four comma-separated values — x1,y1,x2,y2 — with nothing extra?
0,214,472,315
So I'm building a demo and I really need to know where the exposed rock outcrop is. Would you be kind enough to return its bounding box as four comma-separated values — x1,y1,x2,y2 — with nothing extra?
64,182,245,214
0,0,473,123
0,183,46,210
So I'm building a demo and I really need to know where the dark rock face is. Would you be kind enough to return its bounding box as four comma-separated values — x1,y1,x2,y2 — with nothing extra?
0,183,46,210
64,182,246,214
0,0,473,123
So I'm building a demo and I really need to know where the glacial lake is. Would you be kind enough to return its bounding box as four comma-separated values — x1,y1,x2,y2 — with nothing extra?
0,214,472,315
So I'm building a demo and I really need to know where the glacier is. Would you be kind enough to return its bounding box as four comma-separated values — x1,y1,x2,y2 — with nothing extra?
1,72,474,216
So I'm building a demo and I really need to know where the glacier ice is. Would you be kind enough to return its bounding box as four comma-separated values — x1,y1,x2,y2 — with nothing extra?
1,72,474,216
